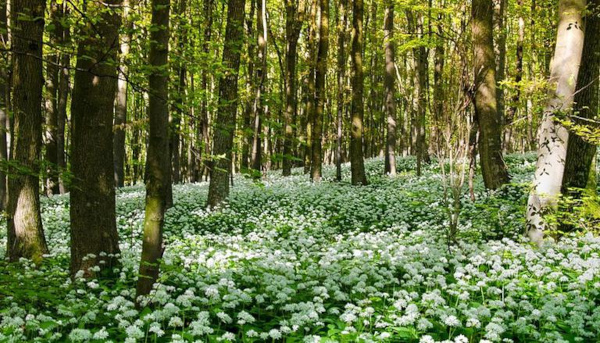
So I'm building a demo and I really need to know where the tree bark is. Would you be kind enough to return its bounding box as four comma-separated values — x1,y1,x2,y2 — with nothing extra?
282,0,304,176
251,0,267,176
526,0,586,245
350,0,368,185
304,0,317,174
472,0,510,190
335,0,347,181
562,0,599,193
207,0,245,208
7,0,49,263
383,0,396,176
137,0,171,298
114,0,133,188
69,0,123,276
311,0,328,182
494,0,507,130
505,0,525,151
0,0,9,210
57,4,70,194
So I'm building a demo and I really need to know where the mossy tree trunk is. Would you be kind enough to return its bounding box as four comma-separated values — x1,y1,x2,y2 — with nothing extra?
137,0,171,298
7,0,49,263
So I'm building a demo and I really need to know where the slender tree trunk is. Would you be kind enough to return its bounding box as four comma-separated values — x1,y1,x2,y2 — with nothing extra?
350,0,368,185
114,0,133,188
505,0,524,151
282,0,304,176
432,16,445,157
383,0,396,176
311,0,328,182
44,0,62,196
57,4,70,194
0,0,9,210
472,0,510,190
7,0,49,263
304,0,317,174
494,0,507,129
207,0,245,208
69,0,123,276
251,0,266,175
170,0,187,185
194,0,213,182
562,0,599,193
335,0,347,181
136,0,170,298
527,0,586,245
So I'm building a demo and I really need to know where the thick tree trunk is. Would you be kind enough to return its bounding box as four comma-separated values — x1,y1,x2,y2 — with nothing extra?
472,0,510,190
311,0,328,182
494,0,507,128
207,0,245,208
136,0,171,298
114,0,133,188
282,0,304,176
7,0,49,263
335,0,347,181
383,0,396,176
562,0,599,193
526,0,586,245
70,0,123,276
350,0,368,185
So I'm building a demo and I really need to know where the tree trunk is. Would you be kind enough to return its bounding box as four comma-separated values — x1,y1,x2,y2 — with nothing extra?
562,0,599,193
251,0,267,176
57,4,70,194
472,0,510,190
335,0,347,181
114,0,133,188
432,15,445,157
7,0,49,264
526,0,586,245
198,0,214,179
136,0,171,298
0,0,8,210
304,0,317,174
69,0,123,276
207,0,245,208
44,0,62,196
350,0,368,185
311,0,328,182
505,0,524,151
494,0,507,129
282,0,304,176
383,0,396,176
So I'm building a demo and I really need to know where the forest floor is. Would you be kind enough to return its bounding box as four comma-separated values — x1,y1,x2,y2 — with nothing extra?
1,155,600,342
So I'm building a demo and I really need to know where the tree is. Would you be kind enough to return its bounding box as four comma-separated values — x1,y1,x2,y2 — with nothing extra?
282,0,305,176
56,3,70,194
137,0,171,297
472,0,510,190
335,0,348,181
44,0,62,195
206,0,246,208
251,0,267,175
6,0,49,263
70,0,123,276
350,0,368,185
114,0,134,188
0,0,9,210
527,0,586,245
383,0,396,176
311,0,329,182
562,0,599,193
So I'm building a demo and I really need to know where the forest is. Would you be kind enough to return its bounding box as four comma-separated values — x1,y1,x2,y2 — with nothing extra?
0,0,600,341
